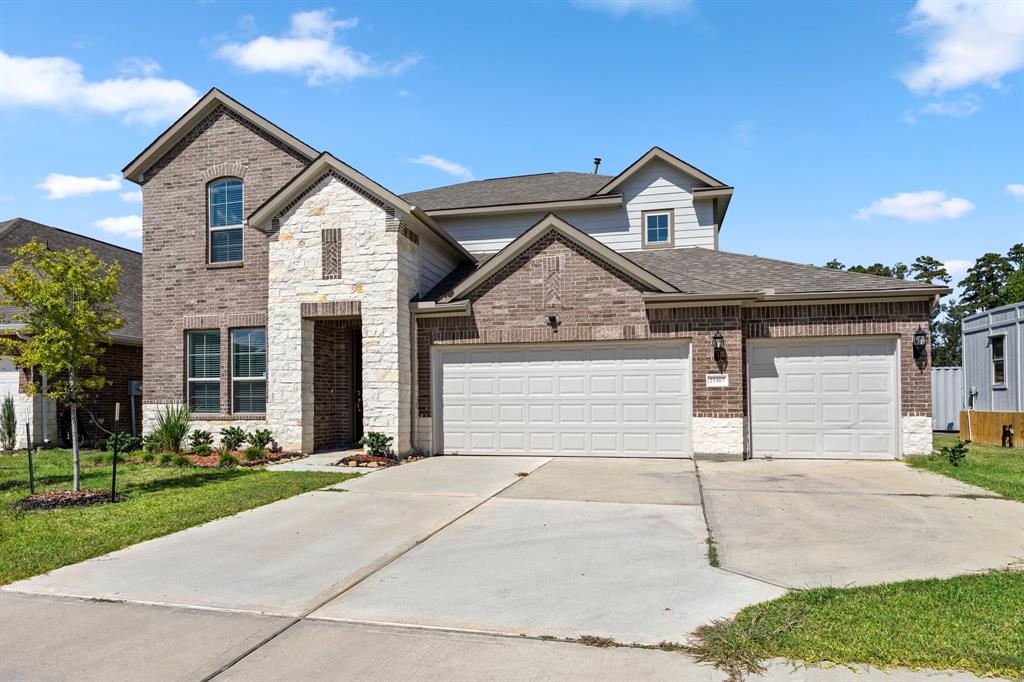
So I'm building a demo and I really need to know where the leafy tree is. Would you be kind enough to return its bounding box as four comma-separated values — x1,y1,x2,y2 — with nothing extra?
0,240,123,491
1002,268,1024,306
909,255,951,284
847,262,908,279
958,252,1014,313
1008,243,1024,270
824,259,845,270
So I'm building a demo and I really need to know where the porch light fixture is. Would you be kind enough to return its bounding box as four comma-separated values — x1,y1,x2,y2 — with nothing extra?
712,330,725,362
913,326,927,360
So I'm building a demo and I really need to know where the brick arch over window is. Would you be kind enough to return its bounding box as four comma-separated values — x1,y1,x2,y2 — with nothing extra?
200,162,248,184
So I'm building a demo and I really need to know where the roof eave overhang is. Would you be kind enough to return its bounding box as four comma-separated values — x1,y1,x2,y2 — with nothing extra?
410,300,473,317
643,286,951,309
424,195,623,219
122,88,318,184
594,147,728,196
0,322,143,345
440,213,678,303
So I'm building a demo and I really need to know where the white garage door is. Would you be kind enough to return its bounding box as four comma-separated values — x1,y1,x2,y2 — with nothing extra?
438,343,692,457
0,357,20,398
748,338,898,459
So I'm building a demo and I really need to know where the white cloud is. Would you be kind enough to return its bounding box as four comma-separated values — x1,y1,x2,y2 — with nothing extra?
920,94,982,117
36,173,121,200
901,0,1024,93
856,190,975,222
406,155,472,180
0,51,197,124
116,57,161,77
217,9,419,85
120,190,143,203
94,215,142,238
1006,183,1024,199
573,0,692,16
943,258,973,280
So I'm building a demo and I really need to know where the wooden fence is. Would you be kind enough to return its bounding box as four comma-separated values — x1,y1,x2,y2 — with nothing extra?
959,411,1024,448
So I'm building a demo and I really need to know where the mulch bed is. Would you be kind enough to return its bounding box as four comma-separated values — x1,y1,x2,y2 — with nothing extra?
14,489,126,511
186,450,302,468
338,454,426,468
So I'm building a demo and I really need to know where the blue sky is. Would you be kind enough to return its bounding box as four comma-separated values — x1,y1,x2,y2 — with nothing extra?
1,0,1021,283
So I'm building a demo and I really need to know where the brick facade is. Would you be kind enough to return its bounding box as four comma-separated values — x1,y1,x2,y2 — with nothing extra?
415,229,934,456
312,319,358,450
140,107,308,419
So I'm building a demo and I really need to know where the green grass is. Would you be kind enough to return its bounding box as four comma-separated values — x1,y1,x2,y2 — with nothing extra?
686,571,1024,681
910,434,1024,502
0,449,355,585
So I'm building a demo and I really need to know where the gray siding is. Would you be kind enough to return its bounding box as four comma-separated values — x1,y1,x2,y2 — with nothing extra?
962,301,1023,412
931,366,963,431
418,233,459,296
436,158,715,255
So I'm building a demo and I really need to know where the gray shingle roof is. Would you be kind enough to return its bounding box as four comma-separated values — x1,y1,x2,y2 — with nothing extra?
0,218,142,342
425,245,938,302
401,172,614,211
626,248,939,295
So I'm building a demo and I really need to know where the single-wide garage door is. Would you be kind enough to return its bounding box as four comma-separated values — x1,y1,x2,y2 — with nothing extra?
748,338,898,459
439,343,692,457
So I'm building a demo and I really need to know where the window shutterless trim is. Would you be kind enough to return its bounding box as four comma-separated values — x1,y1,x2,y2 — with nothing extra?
230,327,267,415
990,334,1006,387
186,330,221,413
641,209,675,249
208,178,244,264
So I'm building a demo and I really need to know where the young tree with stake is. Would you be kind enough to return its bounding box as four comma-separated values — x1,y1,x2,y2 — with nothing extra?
0,239,123,491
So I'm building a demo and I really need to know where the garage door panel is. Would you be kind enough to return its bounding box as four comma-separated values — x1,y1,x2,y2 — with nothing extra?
440,343,691,457
749,339,897,460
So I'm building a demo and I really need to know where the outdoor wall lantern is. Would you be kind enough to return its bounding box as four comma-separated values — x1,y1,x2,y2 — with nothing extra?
712,330,725,362
913,326,928,361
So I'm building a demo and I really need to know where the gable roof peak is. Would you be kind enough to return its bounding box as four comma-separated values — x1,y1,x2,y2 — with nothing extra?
594,146,728,196
122,87,319,184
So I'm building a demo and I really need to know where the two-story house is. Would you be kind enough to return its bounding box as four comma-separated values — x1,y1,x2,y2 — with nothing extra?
124,89,948,460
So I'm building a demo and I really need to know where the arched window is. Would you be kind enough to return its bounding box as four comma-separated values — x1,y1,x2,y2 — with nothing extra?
208,178,243,263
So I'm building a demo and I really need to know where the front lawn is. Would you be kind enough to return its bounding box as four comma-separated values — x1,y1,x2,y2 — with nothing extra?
687,571,1024,680
910,433,1024,502
0,449,355,585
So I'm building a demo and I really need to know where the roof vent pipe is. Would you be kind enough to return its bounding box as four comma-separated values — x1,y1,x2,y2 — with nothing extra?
593,157,601,174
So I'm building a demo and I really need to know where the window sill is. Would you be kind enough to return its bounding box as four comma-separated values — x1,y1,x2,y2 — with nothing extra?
190,413,266,421
206,261,244,270
992,385,1007,391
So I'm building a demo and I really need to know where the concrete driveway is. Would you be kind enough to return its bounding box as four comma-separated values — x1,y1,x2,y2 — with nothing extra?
3,453,1021,682
699,459,1024,588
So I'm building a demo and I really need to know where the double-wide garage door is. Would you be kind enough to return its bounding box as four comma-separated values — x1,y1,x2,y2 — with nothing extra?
748,338,899,459
438,343,692,457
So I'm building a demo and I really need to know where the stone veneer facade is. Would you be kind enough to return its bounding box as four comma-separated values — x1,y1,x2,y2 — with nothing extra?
266,174,418,453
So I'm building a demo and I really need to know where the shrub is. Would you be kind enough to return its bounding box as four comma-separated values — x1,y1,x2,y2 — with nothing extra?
218,452,239,467
189,429,213,450
171,454,191,467
151,403,191,453
360,432,394,458
192,444,213,456
0,395,17,451
219,426,246,452
941,439,971,467
245,429,273,450
143,432,161,454
243,445,266,462
158,452,175,466
140,452,155,463
105,432,142,454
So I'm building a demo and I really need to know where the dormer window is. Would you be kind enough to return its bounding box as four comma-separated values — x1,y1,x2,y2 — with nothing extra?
208,178,243,263
642,209,674,249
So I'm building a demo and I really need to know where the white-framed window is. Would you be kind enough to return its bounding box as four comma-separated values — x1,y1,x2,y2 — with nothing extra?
642,209,674,248
991,335,1005,386
232,327,267,413
208,178,243,263
187,330,220,413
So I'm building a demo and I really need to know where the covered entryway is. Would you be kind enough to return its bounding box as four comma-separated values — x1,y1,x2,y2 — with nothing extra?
747,337,899,459
436,342,692,457
312,319,363,451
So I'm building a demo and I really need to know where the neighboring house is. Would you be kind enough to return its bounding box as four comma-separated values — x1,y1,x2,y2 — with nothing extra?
962,302,1023,413
0,218,143,447
124,88,949,460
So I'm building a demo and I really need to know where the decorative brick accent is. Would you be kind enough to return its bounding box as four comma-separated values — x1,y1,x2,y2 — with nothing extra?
322,228,343,279
542,255,562,307
140,106,308,417
300,300,361,318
